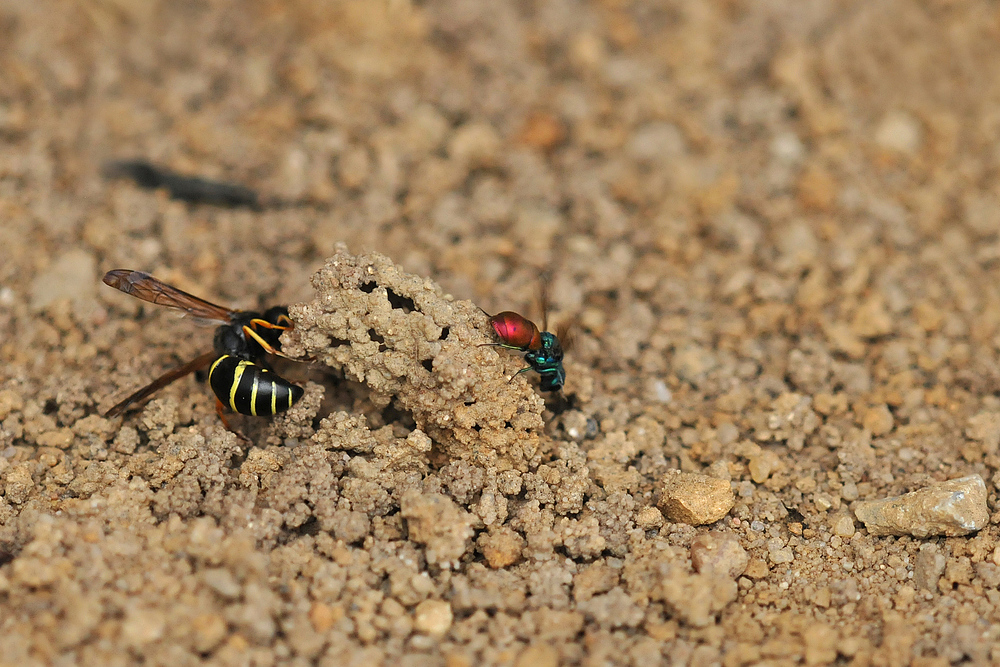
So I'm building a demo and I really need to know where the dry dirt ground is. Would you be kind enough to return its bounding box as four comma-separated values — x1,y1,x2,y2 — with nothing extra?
2,1,1000,665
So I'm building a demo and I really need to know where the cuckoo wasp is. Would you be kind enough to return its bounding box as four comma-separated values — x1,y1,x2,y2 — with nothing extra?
486,310,565,392
102,270,303,422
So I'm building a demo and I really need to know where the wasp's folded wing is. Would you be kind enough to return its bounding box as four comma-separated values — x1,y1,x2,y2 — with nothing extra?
103,269,236,323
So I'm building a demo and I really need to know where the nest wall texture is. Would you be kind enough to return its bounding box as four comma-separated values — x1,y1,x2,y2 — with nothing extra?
3,1,1000,665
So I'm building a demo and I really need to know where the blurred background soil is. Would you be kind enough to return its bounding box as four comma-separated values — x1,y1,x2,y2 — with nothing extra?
3,0,1000,665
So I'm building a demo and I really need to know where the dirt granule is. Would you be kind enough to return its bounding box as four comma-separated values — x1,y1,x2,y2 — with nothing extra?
3,0,1000,665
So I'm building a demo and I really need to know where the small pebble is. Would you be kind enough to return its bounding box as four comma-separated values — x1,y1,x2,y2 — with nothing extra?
813,393,847,415
517,112,565,150
650,379,672,404
874,110,922,154
478,527,525,569
448,122,500,168
966,411,1000,448
894,585,916,611
964,193,1000,237
706,460,731,481
4,464,34,504
803,623,839,666
635,506,664,530
771,131,805,165
747,450,781,483
794,476,817,493
0,389,25,420
413,599,453,637
813,494,834,512
831,514,856,538
309,602,340,633
122,606,166,648
840,481,859,502
191,613,227,653
401,491,475,568
672,344,717,384
913,544,946,591
769,547,794,564
975,562,1000,588
690,532,748,579
201,568,241,599
743,559,769,580
658,471,735,525
515,643,560,667
715,421,739,445
628,122,685,165
851,296,894,338
859,403,893,436
35,427,74,449
853,475,988,538
562,411,591,442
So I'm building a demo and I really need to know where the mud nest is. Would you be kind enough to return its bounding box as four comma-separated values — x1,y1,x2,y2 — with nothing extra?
282,245,547,471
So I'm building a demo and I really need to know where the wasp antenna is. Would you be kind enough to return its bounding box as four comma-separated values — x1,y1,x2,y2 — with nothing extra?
538,277,554,333
556,320,575,354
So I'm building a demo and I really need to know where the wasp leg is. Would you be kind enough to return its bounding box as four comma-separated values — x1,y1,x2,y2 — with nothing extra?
248,317,292,332
215,398,250,442
508,366,534,383
105,351,217,418
272,314,294,328
242,321,292,357
478,342,524,351
478,343,532,382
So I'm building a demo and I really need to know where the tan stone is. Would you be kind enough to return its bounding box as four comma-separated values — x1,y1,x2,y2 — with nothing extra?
635,506,665,530
851,296,894,338
831,514,856,538
860,403,894,436
477,527,525,569
658,471,734,525
854,475,988,538
748,450,782,483
515,643,559,667
743,559,770,579
309,602,341,633
690,532,748,579
36,427,75,449
414,599,453,638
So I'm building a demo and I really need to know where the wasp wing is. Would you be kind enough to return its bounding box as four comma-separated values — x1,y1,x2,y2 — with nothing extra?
103,269,237,323
104,350,218,418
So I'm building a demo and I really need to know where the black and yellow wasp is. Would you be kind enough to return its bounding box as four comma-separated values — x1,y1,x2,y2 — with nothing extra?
102,269,304,422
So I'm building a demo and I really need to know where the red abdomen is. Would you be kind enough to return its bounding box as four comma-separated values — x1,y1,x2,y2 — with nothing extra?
490,311,542,350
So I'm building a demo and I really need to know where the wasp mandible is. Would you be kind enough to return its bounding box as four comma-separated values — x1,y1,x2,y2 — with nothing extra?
102,270,304,421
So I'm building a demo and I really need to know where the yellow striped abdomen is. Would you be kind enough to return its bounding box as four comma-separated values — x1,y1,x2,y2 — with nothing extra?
207,355,303,416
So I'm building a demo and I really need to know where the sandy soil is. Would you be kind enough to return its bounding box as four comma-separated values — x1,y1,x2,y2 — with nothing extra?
3,0,1000,665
